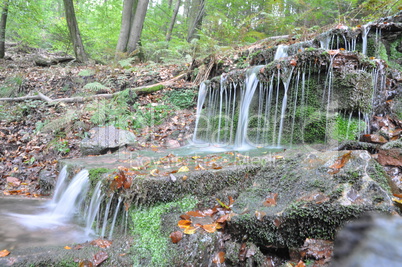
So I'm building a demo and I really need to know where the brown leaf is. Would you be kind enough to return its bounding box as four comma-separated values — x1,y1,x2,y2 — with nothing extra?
180,214,191,220
255,210,266,221
0,249,10,257
79,260,94,267
90,239,112,248
170,231,183,243
212,251,225,264
93,251,108,266
186,210,206,217
216,214,230,223
263,193,278,207
328,151,352,174
239,243,247,262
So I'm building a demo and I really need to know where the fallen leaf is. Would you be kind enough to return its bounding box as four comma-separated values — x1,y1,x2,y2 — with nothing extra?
178,219,192,229
255,210,266,221
328,151,352,174
170,231,183,243
64,246,72,250
79,260,94,267
296,260,306,267
179,214,191,220
0,249,10,257
150,169,160,176
239,243,247,261
177,166,189,173
263,193,278,207
201,223,218,233
183,226,198,234
182,175,188,181
212,251,225,264
216,214,230,223
93,251,108,266
216,198,230,209
186,210,205,217
90,239,112,248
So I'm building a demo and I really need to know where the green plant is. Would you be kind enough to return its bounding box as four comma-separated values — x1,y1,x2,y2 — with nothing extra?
164,89,198,109
83,81,109,92
332,114,365,141
0,75,24,98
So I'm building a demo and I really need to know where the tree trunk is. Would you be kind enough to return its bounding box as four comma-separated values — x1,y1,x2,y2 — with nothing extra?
165,0,181,42
186,0,205,42
63,0,88,62
115,0,137,58
0,0,9,59
126,0,149,55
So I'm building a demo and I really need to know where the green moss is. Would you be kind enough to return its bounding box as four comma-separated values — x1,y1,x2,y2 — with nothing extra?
130,196,198,266
367,160,392,193
88,168,111,185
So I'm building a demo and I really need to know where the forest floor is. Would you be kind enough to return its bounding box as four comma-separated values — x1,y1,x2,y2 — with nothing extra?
0,43,203,198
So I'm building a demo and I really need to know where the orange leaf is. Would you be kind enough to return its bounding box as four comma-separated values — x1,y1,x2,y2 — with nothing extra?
263,193,278,207
79,260,94,267
0,249,10,257
183,226,198,234
170,231,183,243
212,251,225,264
195,164,205,170
216,214,230,223
201,223,218,233
296,260,306,267
90,238,112,248
228,196,235,207
178,219,192,229
328,151,352,174
186,210,205,217
64,246,72,250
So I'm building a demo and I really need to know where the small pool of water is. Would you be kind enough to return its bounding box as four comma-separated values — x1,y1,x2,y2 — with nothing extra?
0,197,90,251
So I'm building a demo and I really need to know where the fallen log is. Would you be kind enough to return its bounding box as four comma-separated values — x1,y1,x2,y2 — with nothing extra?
0,73,186,104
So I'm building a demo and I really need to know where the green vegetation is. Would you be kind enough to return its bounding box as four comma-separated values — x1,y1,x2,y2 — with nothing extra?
130,196,198,266
88,168,111,185
332,114,366,141
164,89,198,109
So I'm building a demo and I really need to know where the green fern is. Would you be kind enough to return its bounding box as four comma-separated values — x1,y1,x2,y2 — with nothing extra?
83,82,109,92
41,109,78,133
78,69,95,76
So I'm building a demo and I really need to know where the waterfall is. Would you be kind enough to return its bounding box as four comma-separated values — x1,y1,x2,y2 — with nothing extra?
274,45,289,60
362,24,371,55
234,66,263,148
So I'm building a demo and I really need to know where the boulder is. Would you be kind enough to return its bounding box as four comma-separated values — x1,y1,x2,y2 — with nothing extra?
226,150,395,248
80,126,136,155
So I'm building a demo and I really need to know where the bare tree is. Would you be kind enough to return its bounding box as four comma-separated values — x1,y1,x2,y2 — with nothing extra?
166,0,181,42
63,0,88,62
0,0,9,58
115,0,149,59
186,0,205,42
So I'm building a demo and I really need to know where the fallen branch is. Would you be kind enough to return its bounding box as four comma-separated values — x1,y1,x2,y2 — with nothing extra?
0,73,187,104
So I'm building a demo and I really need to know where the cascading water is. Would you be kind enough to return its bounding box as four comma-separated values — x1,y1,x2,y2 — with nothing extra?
7,166,124,244
193,30,384,149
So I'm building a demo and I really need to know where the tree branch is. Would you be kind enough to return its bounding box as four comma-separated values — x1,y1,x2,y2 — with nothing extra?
0,73,187,103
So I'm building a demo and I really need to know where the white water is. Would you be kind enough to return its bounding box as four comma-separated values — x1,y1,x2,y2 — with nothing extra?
9,169,90,230
274,45,289,60
362,24,371,55
234,66,263,148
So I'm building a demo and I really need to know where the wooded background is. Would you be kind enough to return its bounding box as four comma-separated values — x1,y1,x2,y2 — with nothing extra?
0,0,400,63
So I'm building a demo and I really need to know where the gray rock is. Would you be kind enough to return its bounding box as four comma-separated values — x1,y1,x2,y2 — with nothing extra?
38,169,56,195
227,150,396,248
80,125,136,155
